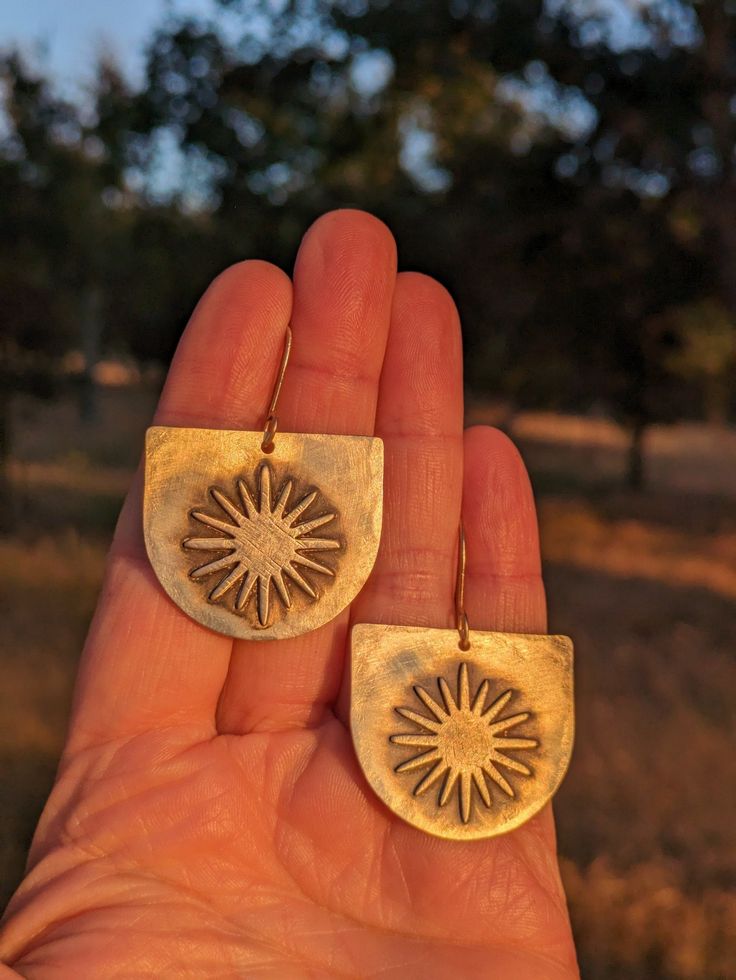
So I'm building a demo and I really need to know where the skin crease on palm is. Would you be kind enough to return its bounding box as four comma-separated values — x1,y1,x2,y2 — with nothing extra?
0,210,579,979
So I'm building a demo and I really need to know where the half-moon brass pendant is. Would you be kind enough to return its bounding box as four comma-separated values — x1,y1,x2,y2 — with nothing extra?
351,624,574,839
144,426,383,640
143,325,383,641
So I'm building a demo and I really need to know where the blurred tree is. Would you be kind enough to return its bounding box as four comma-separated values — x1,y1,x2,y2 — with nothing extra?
0,54,84,517
0,54,136,514
131,0,585,388
131,0,724,484
3,0,736,497
541,0,736,477
104,204,224,364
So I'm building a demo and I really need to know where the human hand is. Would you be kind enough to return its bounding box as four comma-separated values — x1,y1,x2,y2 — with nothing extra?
0,211,578,978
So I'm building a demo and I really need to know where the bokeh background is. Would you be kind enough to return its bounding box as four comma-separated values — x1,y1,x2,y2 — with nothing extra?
1,1,735,977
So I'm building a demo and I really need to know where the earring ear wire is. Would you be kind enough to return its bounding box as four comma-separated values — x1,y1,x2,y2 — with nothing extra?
455,524,470,652
261,325,292,454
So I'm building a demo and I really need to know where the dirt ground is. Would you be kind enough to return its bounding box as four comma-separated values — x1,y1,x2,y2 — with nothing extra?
1,387,734,979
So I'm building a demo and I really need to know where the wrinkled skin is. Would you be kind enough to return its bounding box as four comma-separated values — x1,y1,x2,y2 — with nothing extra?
0,212,579,979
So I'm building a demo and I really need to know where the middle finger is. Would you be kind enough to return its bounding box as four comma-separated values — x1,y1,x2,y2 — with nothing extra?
216,209,398,734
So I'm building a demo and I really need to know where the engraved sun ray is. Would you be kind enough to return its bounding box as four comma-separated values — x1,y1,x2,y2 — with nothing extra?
183,463,340,628
390,663,538,824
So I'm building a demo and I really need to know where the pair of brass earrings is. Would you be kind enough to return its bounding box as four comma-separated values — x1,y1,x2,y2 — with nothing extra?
144,326,574,840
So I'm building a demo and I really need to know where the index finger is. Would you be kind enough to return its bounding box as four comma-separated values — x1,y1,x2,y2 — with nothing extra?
64,261,293,756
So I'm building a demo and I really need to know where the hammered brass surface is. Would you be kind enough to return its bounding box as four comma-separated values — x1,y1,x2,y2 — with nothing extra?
144,427,383,640
351,624,574,839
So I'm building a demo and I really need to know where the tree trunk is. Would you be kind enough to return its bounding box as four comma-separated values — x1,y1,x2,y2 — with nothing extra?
0,380,13,527
704,374,729,426
627,417,646,491
78,286,102,422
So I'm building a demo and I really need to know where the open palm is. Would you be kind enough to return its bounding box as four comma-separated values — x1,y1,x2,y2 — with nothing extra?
0,211,578,979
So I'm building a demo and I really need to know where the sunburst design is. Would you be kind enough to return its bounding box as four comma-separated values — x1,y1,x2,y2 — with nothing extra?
182,463,340,627
390,663,538,824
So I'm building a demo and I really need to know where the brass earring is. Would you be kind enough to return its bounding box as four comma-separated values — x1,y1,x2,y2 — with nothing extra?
144,326,384,640
350,527,574,839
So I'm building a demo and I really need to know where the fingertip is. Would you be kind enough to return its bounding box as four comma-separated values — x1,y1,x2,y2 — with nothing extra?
189,259,293,346
463,425,541,580
156,259,293,427
278,209,398,433
393,271,462,344
464,425,534,503
293,210,398,343
381,271,463,434
300,208,398,270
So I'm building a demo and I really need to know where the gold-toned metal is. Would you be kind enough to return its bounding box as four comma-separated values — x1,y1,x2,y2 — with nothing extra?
351,624,574,839
261,325,293,453
144,426,383,640
455,525,470,651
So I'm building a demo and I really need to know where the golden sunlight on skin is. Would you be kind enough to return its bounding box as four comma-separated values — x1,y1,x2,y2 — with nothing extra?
0,211,579,979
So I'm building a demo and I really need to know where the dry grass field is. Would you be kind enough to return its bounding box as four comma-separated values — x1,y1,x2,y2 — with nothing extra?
1,387,735,979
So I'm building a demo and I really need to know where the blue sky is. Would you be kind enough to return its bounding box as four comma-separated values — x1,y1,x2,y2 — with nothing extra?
0,0,212,93
0,1,680,97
